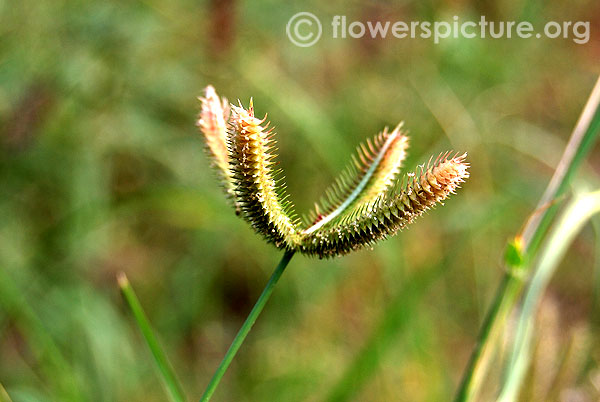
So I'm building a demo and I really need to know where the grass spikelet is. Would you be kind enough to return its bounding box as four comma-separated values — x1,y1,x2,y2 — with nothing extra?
300,153,469,258
302,124,409,234
227,101,302,249
197,85,238,211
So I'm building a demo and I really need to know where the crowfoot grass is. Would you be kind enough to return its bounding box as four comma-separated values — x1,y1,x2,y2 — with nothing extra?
226,103,302,249
193,86,469,400
198,87,469,258
121,86,470,401
302,123,409,232
300,152,469,257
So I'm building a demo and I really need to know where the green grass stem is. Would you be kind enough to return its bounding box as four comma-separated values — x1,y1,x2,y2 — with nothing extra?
499,189,600,401
199,250,295,402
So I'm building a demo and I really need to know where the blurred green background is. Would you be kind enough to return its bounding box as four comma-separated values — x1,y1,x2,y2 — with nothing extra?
1,0,599,400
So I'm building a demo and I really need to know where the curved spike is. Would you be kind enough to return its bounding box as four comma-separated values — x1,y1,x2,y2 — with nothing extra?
302,123,409,233
227,102,301,248
300,153,469,258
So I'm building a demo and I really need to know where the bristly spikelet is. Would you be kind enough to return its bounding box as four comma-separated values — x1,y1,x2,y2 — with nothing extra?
300,153,470,258
302,124,409,234
199,85,470,258
227,102,302,249
197,86,239,212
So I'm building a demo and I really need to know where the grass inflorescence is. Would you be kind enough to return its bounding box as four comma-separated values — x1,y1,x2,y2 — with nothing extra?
198,86,469,258
192,84,469,400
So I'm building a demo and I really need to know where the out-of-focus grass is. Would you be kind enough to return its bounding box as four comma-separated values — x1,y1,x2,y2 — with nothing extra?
0,0,599,400
118,272,186,402
455,77,600,402
500,187,600,401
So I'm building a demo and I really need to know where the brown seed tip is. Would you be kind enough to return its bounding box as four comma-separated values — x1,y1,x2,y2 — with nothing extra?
429,152,469,187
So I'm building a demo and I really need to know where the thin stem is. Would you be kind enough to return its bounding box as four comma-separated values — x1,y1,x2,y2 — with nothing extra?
200,250,295,402
118,273,187,402
454,75,600,402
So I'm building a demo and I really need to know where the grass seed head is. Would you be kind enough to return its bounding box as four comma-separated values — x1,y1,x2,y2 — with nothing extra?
199,86,469,258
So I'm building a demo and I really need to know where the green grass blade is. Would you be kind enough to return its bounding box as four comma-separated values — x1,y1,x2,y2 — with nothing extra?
453,273,523,402
118,273,186,402
454,75,600,402
499,189,600,401
522,76,600,255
